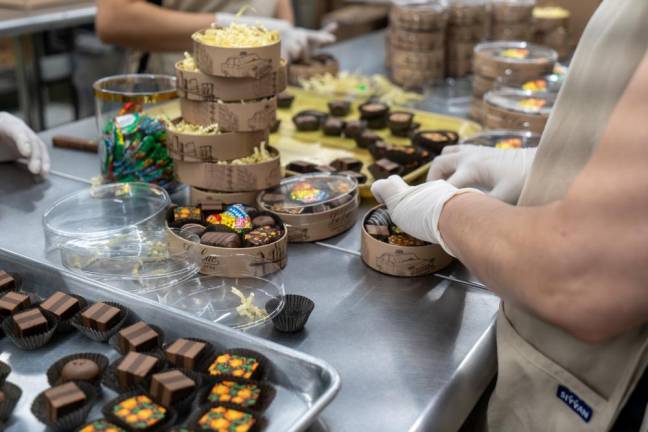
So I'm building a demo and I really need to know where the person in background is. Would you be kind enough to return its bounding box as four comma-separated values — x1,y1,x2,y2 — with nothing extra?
95,0,336,75
0,112,49,177
373,0,647,430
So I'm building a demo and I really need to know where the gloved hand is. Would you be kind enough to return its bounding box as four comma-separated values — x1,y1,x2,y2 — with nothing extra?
427,145,537,204
0,112,49,176
371,176,481,256
216,13,336,61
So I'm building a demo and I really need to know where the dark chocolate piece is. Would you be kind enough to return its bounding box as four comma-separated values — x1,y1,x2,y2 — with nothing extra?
413,130,460,154
343,120,367,139
368,140,390,160
286,160,316,173
355,130,382,149
293,114,320,132
338,170,367,184
276,92,295,109
388,111,414,132
81,302,121,332
367,208,392,226
323,118,345,136
365,224,390,238
150,370,196,406
180,223,206,237
251,215,276,228
60,359,100,382
313,165,336,174
270,119,281,133
13,308,48,337
0,271,16,291
40,291,80,320
165,338,208,370
43,382,87,422
244,226,282,246
360,102,390,129
331,157,363,172
201,231,242,248
385,145,431,165
116,352,159,388
117,321,160,352
369,159,404,180
328,100,351,117
0,291,30,316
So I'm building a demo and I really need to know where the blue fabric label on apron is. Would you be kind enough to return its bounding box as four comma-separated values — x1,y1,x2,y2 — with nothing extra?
557,385,593,422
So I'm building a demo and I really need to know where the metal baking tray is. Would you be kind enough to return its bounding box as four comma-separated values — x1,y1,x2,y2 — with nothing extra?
0,249,340,432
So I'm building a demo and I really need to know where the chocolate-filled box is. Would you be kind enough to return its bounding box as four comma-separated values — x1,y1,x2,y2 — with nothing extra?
483,89,554,134
361,205,453,277
473,41,557,83
257,174,360,243
180,97,277,132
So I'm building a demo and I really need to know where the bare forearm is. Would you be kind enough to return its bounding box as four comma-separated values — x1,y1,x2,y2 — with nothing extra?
96,0,213,51
275,0,295,24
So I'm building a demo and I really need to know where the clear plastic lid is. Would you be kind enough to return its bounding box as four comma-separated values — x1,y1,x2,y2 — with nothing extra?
153,273,286,330
475,41,558,63
257,173,358,214
485,89,555,115
462,129,541,148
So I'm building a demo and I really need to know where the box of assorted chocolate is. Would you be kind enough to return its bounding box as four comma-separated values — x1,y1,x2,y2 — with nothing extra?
189,187,259,209
180,97,277,133
473,41,557,83
483,89,554,134
166,204,288,277
361,205,453,277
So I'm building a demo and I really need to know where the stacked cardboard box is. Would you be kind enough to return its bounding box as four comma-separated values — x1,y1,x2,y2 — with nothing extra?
445,0,489,78
532,6,570,59
491,0,536,41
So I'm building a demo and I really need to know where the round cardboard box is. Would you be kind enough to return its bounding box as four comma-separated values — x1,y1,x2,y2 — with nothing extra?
361,205,453,277
483,90,553,134
180,97,277,132
391,48,444,70
389,28,445,51
174,147,281,192
391,65,444,88
448,3,488,26
166,118,266,162
473,41,557,82
192,29,281,79
492,1,534,23
390,3,449,32
175,60,287,102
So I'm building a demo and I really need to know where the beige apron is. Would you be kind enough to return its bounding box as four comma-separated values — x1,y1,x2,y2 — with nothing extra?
488,0,648,430
132,0,278,75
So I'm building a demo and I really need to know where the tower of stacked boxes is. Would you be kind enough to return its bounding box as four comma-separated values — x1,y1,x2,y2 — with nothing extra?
445,0,489,78
490,0,536,41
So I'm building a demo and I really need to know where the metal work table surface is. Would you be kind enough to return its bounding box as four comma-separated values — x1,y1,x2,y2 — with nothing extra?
0,1,95,37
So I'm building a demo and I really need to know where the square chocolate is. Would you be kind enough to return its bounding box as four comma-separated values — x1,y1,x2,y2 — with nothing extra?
338,170,367,185
0,271,16,291
366,224,390,238
286,160,316,174
331,157,363,173
149,370,196,406
117,352,159,388
369,158,403,180
0,291,30,316
13,308,48,337
40,291,80,320
165,338,208,370
117,321,160,352
43,382,87,422
81,302,121,331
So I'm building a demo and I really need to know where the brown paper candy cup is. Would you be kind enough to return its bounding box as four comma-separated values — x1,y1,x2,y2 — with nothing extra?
71,301,130,342
0,381,21,421
102,351,167,394
190,187,259,209
196,376,275,412
265,294,315,333
186,402,264,432
138,368,204,415
180,97,277,133
2,308,59,350
206,349,270,382
162,337,218,374
102,390,177,432
0,361,10,386
31,381,97,431
47,352,109,391
109,323,166,356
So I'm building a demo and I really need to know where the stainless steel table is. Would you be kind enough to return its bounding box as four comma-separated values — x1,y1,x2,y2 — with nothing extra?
0,1,96,130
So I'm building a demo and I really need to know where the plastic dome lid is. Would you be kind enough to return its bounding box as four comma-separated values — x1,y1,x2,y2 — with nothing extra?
475,41,558,63
485,89,555,115
462,129,541,148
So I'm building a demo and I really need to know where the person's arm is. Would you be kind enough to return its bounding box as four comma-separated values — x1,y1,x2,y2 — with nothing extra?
96,0,214,52
439,52,648,343
275,0,295,24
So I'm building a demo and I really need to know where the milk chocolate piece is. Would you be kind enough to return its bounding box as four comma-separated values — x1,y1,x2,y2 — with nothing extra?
277,92,295,109
244,226,282,246
43,382,87,422
117,321,160,352
40,291,80,320
328,100,351,117
201,231,242,248
0,271,16,291
150,370,196,406
13,308,48,337
60,359,100,382
331,157,363,172
251,215,276,228
338,170,367,184
81,302,121,331
165,338,208,370
0,291,30,316
286,160,316,173
293,114,320,132
117,352,159,388
369,159,403,180
343,120,367,139
355,130,382,149
180,223,207,237
366,224,390,238
313,165,336,174
323,118,345,136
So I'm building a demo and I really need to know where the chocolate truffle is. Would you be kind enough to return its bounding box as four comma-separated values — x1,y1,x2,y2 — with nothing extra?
112,395,166,430
313,165,336,174
201,231,242,248
150,370,196,406
244,226,282,246
208,353,259,379
286,160,316,173
343,120,366,139
116,352,159,388
323,118,345,136
61,359,100,382
40,291,80,320
355,130,382,149
276,92,295,109
413,130,460,154
365,224,390,238
331,157,363,172
388,111,414,133
43,382,87,422
165,338,208,370
180,223,206,237
208,380,262,408
79,419,125,432
0,291,30,316
0,271,16,291
13,308,48,337
116,321,160,353
81,302,122,332
338,170,367,184
328,100,351,117
251,215,276,228
197,406,255,431
293,114,320,132
369,158,403,180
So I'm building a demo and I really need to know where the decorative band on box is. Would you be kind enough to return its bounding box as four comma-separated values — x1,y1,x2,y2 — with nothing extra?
388,28,445,51
189,187,259,208
176,60,287,102
389,3,449,32
180,97,277,132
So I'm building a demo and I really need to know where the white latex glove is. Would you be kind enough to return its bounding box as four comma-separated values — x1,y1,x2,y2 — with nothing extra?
427,145,537,204
216,13,337,61
0,112,49,176
371,176,481,256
